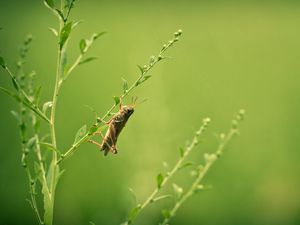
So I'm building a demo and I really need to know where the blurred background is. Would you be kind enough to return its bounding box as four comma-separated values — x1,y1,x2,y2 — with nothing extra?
0,0,300,224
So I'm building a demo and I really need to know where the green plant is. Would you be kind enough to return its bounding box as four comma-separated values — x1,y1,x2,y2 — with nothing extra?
0,1,182,224
0,1,246,225
122,110,245,225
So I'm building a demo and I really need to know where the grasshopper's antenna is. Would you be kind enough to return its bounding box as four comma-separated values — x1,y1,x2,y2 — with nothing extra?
131,96,148,107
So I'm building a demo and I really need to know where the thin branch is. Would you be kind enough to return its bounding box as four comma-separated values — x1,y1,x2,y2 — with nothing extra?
2,66,51,123
57,29,183,164
122,117,210,225
161,109,245,225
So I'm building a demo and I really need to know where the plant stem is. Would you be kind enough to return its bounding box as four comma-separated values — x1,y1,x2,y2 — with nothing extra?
161,111,245,225
3,66,51,123
47,5,64,224
58,31,183,164
25,167,43,225
123,118,210,225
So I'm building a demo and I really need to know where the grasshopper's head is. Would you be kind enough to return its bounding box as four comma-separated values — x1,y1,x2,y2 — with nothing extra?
122,105,134,116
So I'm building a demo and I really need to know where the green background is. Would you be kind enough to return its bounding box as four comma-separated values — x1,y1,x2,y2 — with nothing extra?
0,1,300,224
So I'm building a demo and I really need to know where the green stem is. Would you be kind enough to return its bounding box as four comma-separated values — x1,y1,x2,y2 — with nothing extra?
47,4,65,223
25,167,44,225
3,66,51,123
124,119,209,225
58,31,183,164
161,126,239,225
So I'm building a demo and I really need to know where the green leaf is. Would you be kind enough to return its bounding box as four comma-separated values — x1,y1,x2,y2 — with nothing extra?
157,173,164,189
55,9,65,21
27,136,36,150
88,125,98,135
48,27,58,37
74,124,87,143
44,0,55,8
152,195,172,203
11,111,22,124
72,20,82,30
0,56,5,68
79,57,97,65
34,86,42,105
179,147,184,157
122,78,128,94
128,187,137,205
137,65,143,74
178,162,194,170
113,96,120,105
40,142,57,152
79,39,87,54
65,0,76,9
59,22,73,50
11,78,19,91
92,32,106,40
161,209,171,219
173,183,183,199
127,204,141,223
43,101,53,114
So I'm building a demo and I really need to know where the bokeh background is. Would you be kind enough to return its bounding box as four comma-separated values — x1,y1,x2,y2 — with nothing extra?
0,0,300,225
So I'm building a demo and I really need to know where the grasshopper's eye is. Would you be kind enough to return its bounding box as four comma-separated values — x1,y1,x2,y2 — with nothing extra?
127,108,134,113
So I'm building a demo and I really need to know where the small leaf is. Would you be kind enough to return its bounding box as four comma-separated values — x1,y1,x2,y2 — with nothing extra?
92,32,106,40
179,147,184,157
11,111,22,124
48,27,58,37
74,124,87,143
128,187,137,205
137,65,143,74
59,22,73,50
34,86,42,104
122,78,128,94
43,101,53,114
0,56,5,68
127,204,141,223
27,136,36,150
162,209,171,219
172,183,183,199
88,125,98,135
11,78,19,91
178,162,194,170
55,9,65,21
143,75,151,80
157,173,164,189
79,57,97,65
113,96,120,105
72,20,82,30
44,0,55,8
152,195,172,203
34,120,41,133
79,39,87,54
40,142,57,152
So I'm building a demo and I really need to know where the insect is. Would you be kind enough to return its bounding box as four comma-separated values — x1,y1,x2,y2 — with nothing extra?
88,97,137,156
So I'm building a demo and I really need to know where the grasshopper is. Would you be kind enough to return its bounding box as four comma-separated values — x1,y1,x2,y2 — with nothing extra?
88,97,137,156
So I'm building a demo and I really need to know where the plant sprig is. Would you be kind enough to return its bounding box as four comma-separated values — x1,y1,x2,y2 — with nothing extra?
122,117,210,225
57,29,183,164
160,109,245,225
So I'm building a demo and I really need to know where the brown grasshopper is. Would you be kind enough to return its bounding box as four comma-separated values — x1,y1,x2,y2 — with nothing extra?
88,97,138,156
